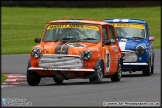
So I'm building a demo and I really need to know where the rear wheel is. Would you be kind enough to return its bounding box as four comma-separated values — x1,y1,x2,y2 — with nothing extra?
27,60,41,86
151,63,154,74
89,62,103,84
111,60,122,82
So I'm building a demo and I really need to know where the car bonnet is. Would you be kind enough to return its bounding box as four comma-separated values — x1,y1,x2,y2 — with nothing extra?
117,38,146,50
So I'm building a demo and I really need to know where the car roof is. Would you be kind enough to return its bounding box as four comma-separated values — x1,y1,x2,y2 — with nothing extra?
103,18,146,24
48,19,112,25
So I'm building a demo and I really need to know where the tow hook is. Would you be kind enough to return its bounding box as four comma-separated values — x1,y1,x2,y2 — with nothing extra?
129,69,132,73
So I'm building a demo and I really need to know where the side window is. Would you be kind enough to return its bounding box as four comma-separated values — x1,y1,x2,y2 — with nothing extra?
108,26,116,44
102,27,108,40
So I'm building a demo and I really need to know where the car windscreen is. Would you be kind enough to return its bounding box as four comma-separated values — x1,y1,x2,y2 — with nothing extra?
43,23,100,43
112,23,145,39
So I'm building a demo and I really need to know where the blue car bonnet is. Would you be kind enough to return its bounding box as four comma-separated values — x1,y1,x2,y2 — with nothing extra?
117,38,146,50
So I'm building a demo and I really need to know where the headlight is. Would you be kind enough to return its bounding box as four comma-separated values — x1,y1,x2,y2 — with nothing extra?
80,50,92,60
135,45,145,54
31,48,42,58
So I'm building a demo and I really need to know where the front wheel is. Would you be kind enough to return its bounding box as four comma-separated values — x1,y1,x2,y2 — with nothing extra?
89,62,103,84
111,60,122,82
142,59,151,76
27,60,41,86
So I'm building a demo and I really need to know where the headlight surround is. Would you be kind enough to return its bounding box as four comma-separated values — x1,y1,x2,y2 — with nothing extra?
135,45,145,54
80,50,92,60
31,48,42,58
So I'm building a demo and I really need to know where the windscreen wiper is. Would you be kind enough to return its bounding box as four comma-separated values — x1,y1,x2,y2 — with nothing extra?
131,37,144,39
83,38,97,40
53,39,59,42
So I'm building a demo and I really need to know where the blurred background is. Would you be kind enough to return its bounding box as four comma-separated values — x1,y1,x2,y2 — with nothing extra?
2,0,161,8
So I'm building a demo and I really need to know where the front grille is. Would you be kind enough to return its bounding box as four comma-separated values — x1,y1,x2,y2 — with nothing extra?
122,51,137,62
38,54,83,69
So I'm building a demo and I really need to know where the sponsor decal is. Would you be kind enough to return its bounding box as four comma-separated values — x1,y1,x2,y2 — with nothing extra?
47,24,99,31
57,50,66,53
111,46,118,52
112,23,144,29
66,43,86,47
46,50,51,53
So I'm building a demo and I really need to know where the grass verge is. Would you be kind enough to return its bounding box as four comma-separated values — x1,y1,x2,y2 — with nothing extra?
2,7,160,54
1,74,7,83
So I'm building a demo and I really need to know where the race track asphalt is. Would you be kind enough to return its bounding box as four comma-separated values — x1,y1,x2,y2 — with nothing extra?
1,49,161,107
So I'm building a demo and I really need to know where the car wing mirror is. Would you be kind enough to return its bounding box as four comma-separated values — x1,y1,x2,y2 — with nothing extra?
35,38,41,43
149,36,155,41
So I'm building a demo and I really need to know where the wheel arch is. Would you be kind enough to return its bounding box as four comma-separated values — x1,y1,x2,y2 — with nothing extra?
93,58,104,71
27,59,31,68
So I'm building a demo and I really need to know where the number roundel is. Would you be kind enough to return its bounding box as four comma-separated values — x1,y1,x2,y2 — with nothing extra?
106,49,110,72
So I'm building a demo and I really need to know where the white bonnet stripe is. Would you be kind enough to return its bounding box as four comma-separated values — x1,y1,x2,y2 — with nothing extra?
119,39,127,50
113,19,119,22
122,19,129,22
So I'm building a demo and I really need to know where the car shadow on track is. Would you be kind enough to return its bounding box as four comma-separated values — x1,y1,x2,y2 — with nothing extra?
121,72,154,77
38,80,113,86
122,73,143,77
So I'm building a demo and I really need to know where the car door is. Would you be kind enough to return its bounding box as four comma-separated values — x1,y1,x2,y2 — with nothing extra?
102,26,111,73
108,25,121,73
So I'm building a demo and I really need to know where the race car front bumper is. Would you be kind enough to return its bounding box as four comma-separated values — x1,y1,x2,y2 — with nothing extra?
123,63,148,65
28,67,95,72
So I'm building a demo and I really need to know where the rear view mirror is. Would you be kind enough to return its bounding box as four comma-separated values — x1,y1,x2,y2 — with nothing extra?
35,38,41,43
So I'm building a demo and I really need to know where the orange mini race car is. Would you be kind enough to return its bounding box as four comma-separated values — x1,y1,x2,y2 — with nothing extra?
27,19,123,86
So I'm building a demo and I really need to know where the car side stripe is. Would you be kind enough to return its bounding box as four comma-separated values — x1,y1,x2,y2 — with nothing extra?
55,42,66,54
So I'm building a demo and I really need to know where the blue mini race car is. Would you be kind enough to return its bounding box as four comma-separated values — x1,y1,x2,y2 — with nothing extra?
103,18,155,76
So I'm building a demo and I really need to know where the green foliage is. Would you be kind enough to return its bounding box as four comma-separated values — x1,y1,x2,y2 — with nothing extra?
2,7,160,54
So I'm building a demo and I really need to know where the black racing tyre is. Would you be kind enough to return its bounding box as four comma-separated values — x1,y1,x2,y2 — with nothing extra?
53,77,64,84
110,59,122,82
27,60,41,86
142,59,151,76
53,71,64,84
151,53,155,74
151,63,154,74
89,62,103,84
